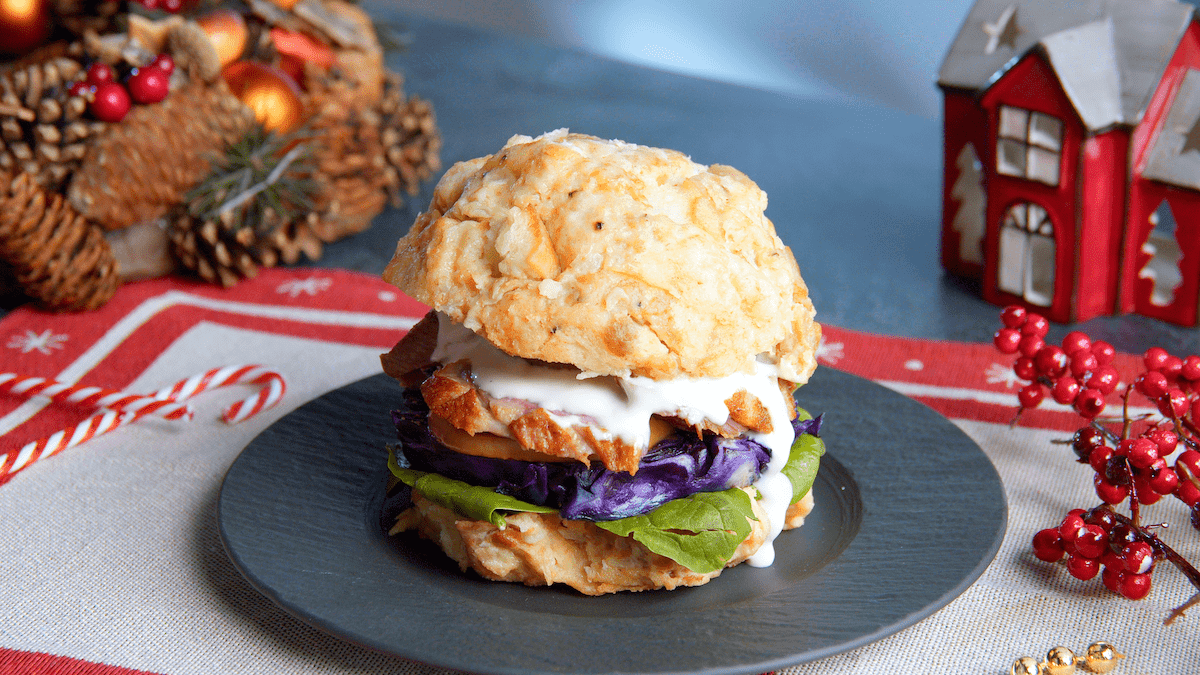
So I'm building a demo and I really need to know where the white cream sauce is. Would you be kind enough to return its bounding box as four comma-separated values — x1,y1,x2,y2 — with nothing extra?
431,313,796,567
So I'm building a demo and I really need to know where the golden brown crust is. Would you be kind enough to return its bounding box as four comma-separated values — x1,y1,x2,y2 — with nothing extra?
394,489,770,595
380,310,438,386
383,130,820,382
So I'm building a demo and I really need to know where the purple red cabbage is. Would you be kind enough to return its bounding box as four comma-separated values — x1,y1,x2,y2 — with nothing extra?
391,389,773,521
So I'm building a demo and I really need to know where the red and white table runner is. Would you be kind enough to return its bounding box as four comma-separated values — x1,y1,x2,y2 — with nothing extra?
0,268,1193,674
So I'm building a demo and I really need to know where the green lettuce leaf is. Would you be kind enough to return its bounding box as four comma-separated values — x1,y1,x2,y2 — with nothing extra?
592,488,756,574
388,448,555,527
783,407,825,504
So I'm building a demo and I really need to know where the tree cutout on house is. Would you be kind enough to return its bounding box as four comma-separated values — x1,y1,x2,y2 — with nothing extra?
997,202,1055,306
951,143,986,263
1138,200,1184,307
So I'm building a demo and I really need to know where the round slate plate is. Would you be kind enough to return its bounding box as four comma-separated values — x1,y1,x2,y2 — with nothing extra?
218,367,1006,675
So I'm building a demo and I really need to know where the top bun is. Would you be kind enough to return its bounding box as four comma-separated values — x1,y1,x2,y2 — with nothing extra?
383,130,820,382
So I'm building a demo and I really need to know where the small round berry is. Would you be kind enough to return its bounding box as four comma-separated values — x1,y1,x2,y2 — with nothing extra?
1126,438,1159,469
1070,350,1099,378
1162,354,1184,380
1052,377,1081,405
1182,354,1200,381
1062,330,1092,355
1066,554,1100,580
1018,334,1045,358
1084,507,1118,532
1135,476,1163,504
1104,454,1131,486
1018,382,1045,408
1095,475,1129,504
1176,449,1200,480
1059,513,1086,541
1137,371,1170,398
67,80,90,98
86,62,115,85
1145,347,1172,372
1121,541,1155,574
1035,345,1069,378
1072,427,1107,463
1074,389,1106,418
1085,366,1119,395
1091,340,1116,366
1154,429,1179,454
1013,356,1037,381
150,54,175,75
138,0,162,9
162,0,183,11
1192,399,1200,422
994,327,1022,354
1160,388,1189,418
1101,547,1123,571
1073,524,1107,559
1119,572,1153,600
1150,465,1180,495
1089,445,1115,473
1101,565,1123,593
127,67,170,103
1176,479,1200,508
1032,528,1065,562
1000,305,1028,328
1108,522,1139,550
1021,313,1050,337
89,81,131,122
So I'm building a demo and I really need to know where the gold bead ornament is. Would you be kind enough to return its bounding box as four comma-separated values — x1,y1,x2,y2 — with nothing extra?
1009,642,1125,675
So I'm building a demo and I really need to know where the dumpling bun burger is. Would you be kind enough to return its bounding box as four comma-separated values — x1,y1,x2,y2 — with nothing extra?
381,130,825,595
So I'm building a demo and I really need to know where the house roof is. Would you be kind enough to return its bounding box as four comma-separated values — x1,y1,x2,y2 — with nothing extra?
1142,68,1200,191
938,0,1194,130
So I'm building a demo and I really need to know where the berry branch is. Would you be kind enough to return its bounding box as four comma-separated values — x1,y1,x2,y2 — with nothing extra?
994,305,1200,624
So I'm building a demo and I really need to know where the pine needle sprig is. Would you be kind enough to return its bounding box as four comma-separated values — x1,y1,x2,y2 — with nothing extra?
185,127,318,235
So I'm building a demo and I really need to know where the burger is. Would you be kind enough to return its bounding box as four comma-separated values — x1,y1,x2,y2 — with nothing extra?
379,130,824,595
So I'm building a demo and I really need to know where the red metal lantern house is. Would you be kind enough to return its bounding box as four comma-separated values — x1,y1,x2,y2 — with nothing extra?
939,0,1200,326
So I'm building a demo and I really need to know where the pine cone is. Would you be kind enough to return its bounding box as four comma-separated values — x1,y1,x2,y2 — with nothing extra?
0,172,119,310
376,72,441,207
303,66,389,241
0,56,96,193
67,80,255,230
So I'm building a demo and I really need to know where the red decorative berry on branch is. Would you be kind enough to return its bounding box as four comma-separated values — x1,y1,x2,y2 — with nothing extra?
90,81,130,122
127,67,170,103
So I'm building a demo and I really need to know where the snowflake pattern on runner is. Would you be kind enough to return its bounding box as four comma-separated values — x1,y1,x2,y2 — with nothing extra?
815,335,844,364
6,329,68,355
985,362,1024,389
276,277,333,298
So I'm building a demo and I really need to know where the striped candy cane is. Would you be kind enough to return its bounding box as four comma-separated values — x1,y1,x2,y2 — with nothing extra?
1,365,287,486
0,373,195,420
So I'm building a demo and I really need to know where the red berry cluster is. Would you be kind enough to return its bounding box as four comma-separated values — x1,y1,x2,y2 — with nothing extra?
1033,507,1157,600
67,55,175,123
133,0,192,13
993,305,1118,418
992,305,1200,621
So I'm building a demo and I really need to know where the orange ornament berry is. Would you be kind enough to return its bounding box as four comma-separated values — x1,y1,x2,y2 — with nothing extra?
197,9,249,68
222,61,304,133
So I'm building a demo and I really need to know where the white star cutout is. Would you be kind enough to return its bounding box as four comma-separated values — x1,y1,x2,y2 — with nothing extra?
276,276,333,298
816,336,845,364
985,362,1023,389
982,4,1019,55
7,329,68,355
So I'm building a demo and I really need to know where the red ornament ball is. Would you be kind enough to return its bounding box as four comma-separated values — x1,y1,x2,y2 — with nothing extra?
86,62,115,85
90,81,130,122
127,67,170,103
150,53,175,75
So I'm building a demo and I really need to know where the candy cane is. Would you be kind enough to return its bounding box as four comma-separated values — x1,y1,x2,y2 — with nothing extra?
0,373,195,420
1,365,287,486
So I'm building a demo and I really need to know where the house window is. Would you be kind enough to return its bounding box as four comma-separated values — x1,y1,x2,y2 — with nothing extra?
997,202,1055,306
996,106,1062,186
1138,200,1184,307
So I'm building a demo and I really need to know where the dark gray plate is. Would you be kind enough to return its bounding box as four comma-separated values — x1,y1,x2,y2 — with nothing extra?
218,367,1006,675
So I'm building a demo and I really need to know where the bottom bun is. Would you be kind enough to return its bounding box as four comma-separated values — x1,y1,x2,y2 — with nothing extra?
391,489,815,595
